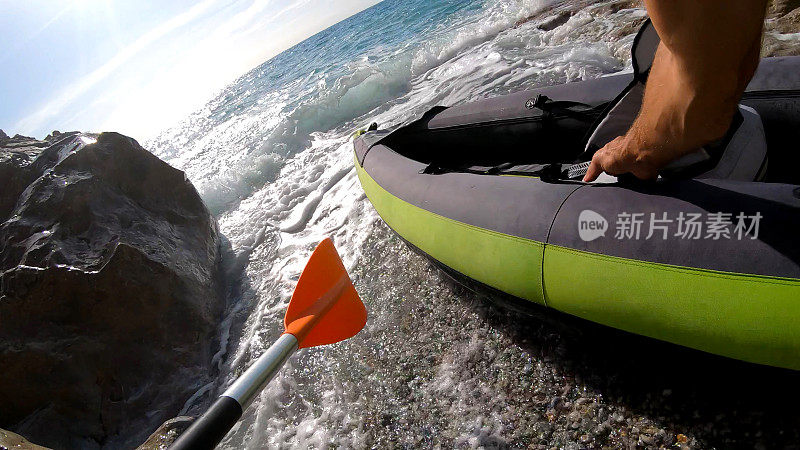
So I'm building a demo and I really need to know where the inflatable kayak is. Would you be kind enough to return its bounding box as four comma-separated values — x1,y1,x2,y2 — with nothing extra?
353,20,800,370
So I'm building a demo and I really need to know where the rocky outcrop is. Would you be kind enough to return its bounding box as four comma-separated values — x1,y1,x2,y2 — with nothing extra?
0,133,79,225
513,0,800,57
0,428,49,450
43,130,71,144
769,0,800,17
513,0,643,31
0,133,224,448
135,416,195,450
764,1,800,56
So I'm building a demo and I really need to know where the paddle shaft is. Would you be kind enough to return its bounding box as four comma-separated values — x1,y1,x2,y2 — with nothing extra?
171,242,358,449
170,333,298,450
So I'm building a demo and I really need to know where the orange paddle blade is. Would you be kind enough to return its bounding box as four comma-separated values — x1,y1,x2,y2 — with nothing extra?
284,238,366,348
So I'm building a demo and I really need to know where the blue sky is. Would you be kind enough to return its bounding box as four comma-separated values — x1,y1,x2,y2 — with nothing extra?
1,0,381,139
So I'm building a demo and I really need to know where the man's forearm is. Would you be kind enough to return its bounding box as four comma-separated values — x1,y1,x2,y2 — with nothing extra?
583,0,768,182
626,43,744,169
632,0,767,165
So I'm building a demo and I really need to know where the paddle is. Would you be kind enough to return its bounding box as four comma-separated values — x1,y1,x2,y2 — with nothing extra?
170,238,367,450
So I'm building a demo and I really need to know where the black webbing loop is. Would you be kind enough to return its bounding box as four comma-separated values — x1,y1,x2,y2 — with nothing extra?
525,94,598,123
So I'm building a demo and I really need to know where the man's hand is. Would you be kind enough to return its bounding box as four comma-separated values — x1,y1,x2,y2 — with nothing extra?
583,135,659,182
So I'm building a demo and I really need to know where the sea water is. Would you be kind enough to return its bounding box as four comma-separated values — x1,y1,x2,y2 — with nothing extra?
146,0,647,447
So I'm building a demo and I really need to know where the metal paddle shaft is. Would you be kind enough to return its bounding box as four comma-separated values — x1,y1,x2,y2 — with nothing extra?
168,238,366,450
170,334,299,450
222,334,298,409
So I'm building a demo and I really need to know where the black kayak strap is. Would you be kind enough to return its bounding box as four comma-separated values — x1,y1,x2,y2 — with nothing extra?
421,161,565,179
525,94,599,123
421,162,518,176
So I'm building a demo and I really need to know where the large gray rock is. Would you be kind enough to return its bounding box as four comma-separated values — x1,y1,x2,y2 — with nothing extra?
0,133,224,448
0,133,74,224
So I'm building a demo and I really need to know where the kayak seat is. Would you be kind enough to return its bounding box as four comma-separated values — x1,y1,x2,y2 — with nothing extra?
583,80,768,181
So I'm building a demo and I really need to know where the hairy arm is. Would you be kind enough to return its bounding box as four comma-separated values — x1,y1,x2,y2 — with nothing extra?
584,0,767,181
